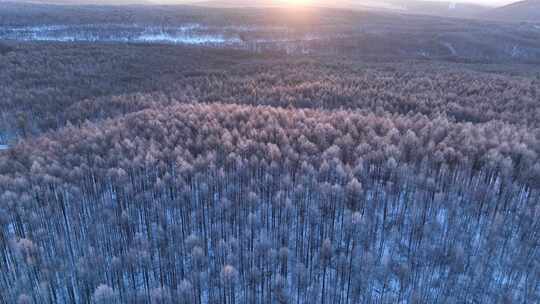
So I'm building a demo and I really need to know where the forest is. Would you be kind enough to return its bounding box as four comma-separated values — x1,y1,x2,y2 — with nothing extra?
2,42,540,142
1,2,540,304
1,103,539,303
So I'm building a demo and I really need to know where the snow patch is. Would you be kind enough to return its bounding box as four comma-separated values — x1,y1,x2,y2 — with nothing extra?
418,50,429,57
8,25,71,32
0,145,8,151
0,24,245,45
0,24,335,46
223,25,287,32
0,24,354,55
442,42,457,56
510,45,522,58
136,33,235,45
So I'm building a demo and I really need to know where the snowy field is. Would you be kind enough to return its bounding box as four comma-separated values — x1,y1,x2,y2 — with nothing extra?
2,23,539,60
0,24,241,45
0,24,329,48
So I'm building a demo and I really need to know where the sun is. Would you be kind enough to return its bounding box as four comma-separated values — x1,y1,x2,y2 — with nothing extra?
286,0,313,6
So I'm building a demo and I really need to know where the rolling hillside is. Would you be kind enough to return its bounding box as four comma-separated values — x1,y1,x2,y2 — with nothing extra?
481,0,540,22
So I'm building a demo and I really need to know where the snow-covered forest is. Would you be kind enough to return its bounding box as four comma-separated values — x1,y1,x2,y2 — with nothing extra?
1,2,540,304
1,104,539,303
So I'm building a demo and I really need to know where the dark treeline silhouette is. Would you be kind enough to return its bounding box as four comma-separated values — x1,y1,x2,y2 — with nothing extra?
1,104,539,303
2,43,540,142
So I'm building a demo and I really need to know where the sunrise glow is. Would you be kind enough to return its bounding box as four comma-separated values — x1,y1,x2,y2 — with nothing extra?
286,0,312,6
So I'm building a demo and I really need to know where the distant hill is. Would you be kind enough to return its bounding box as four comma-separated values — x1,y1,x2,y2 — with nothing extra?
3,0,533,23
0,0,152,4
188,0,375,9
396,1,490,19
189,0,491,19
187,0,287,8
481,0,540,22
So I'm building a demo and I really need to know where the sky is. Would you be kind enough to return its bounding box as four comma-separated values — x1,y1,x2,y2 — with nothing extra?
150,1,520,7
15,0,520,8
430,0,515,5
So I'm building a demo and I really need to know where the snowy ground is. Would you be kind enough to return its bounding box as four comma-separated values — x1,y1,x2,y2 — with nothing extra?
0,24,242,45
442,42,457,56
0,24,327,47
3,23,537,60
0,23,342,57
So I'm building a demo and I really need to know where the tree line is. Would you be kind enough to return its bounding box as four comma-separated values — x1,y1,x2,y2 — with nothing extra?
2,42,540,142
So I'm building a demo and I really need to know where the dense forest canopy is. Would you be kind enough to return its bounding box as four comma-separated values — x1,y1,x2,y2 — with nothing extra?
1,3,540,304
1,43,540,141
1,104,540,303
